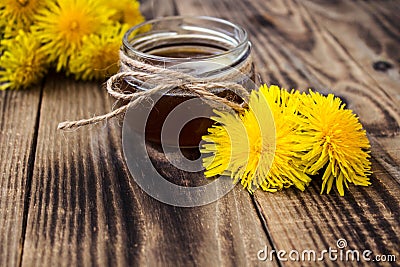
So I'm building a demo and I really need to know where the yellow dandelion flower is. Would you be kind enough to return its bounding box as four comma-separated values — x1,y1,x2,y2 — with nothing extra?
69,23,129,80
0,30,48,90
101,0,145,26
299,90,372,196
258,85,312,192
201,85,312,192
32,0,115,71
0,0,48,34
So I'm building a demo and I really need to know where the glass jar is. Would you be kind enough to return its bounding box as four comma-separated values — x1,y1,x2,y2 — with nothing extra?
122,16,253,147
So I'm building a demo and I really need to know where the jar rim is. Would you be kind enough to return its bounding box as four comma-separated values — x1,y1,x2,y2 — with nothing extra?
122,15,249,62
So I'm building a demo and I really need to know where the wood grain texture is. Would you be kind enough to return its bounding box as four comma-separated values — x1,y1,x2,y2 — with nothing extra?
0,0,398,266
178,0,400,137
370,135,400,184
21,74,275,266
253,158,400,266
0,88,42,267
177,0,400,265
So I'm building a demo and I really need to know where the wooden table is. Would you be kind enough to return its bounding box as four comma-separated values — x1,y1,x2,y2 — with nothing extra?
1,0,399,266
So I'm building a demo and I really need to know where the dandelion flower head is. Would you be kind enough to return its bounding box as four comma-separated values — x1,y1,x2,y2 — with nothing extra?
69,24,129,80
201,85,312,192
102,0,144,26
0,0,48,34
32,0,115,71
0,30,48,90
258,85,312,192
299,90,372,196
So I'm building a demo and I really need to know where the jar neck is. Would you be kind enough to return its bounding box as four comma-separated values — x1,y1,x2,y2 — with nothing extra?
122,16,252,78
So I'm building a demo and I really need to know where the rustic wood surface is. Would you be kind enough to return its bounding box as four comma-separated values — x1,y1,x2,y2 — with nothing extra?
1,0,399,266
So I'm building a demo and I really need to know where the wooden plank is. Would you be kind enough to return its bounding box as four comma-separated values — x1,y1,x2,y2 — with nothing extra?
300,0,400,164
21,73,275,266
245,0,400,261
177,0,400,265
0,88,42,267
370,135,400,184
253,158,400,265
140,0,178,19
179,0,400,136
15,1,399,266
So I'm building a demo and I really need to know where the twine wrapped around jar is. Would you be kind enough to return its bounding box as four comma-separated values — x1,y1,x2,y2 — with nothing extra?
57,49,252,130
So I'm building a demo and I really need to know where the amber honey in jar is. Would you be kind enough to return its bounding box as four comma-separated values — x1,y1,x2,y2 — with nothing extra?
122,16,253,147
